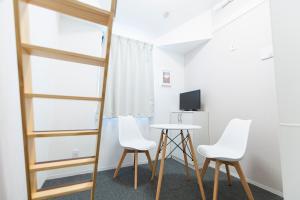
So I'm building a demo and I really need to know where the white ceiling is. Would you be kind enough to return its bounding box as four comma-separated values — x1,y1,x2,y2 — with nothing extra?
113,0,221,39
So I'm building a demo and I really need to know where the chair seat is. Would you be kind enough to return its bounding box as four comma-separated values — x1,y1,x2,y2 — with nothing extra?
121,139,156,151
197,145,242,161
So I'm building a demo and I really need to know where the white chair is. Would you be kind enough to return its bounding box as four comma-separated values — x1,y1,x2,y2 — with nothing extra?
197,119,254,200
113,116,156,190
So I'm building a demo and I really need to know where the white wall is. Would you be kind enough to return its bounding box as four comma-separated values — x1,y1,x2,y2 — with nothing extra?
155,11,213,46
0,0,284,198
0,0,185,196
270,0,300,199
0,150,4,200
112,19,185,164
184,0,282,195
34,10,185,183
152,48,185,124
24,6,105,187
0,0,28,199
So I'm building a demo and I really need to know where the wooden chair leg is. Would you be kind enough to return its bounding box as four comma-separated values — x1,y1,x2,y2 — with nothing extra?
145,150,153,171
180,131,190,178
200,158,211,179
151,133,163,180
134,151,138,190
233,162,254,200
213,160,222,200
113,149,127,178
225,164,232,186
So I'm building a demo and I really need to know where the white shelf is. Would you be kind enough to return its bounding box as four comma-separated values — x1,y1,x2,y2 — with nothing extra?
158,38,211,54
171,110,207,113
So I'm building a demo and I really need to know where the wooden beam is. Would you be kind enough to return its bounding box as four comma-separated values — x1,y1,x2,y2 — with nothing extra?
28,130,98,137
13,0,36,198
30,157,95,172
22,43,106,67
25,0,111,25
24,93,102,101
32,182,93,200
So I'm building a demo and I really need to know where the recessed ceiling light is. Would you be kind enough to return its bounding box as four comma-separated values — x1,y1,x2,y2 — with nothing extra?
163,11,170,19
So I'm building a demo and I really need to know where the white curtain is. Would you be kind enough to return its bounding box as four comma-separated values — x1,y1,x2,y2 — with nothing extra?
104,35,154,118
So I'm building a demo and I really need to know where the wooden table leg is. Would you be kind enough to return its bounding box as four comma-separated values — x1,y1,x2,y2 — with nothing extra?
187,132,206,200
155,131,168,200
180,131,190,178
151,132,164,180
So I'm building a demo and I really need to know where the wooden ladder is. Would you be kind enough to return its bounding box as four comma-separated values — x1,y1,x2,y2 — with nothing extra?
13,0,116,199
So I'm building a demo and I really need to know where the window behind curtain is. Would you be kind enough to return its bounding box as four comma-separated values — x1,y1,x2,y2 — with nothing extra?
103,35,154,118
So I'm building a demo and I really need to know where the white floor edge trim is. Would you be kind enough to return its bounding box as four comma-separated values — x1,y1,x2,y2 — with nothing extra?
215,164,283,197
41,156,283,197
44,160,149,182
172,156,283,197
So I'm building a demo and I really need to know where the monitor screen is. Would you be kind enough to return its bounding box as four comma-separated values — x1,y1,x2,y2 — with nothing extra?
180,90,201,111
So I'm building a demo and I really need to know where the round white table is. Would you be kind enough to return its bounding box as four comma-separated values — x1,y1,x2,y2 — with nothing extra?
150,124,201,130
150,124,206,200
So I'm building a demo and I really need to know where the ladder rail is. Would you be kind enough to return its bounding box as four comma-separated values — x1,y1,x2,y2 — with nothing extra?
13,0,116,199
90,1,116,199
13,0,36,198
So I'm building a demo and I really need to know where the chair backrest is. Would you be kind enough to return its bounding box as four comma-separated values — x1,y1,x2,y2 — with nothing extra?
118,116,144,146
216,119,252,159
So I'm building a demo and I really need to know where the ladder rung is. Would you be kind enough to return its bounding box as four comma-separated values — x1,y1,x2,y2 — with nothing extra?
25,93,102,101
32,181,93,200
28,130,99,137
22,43,106,67
30,157,95,172
25,0,112,25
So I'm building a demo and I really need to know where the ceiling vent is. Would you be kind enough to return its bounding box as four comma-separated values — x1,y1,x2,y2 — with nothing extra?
213,0,234,12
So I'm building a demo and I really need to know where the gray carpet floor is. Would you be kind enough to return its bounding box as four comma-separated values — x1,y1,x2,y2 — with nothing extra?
43,159,283,200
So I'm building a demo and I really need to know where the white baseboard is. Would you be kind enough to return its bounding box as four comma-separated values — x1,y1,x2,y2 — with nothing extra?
172,156,282,197
207,162,283,197
171,155,195,169
46,168,93,181
46,160,149,181
42,157,282,197
97,160,149,173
